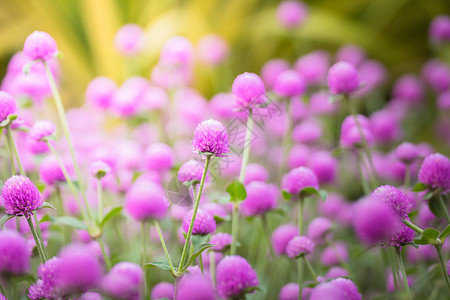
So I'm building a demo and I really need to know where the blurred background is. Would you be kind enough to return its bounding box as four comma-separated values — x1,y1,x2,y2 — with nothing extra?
0,0,449,105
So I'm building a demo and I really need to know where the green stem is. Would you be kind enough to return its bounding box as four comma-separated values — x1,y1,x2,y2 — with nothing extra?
178,155,211,274
298,258,303,300
5,128,15,175
261,216,282,284
395,247,410,294
199,252,204,274
390,247,400,291
404,164,411,189
402,219,424,234
98,238,111,271
230,202,239,255
438,195,450,223
238,110,254,183
97,179,103,224
141,221,148,266
357,151,371,195
209,251,216,288
298,195,304,300
298,196,304,235
26,216,47,263
6,125,25,175
302,256,318,282
435,245,450,295
0,281,5,296
154,220,176,274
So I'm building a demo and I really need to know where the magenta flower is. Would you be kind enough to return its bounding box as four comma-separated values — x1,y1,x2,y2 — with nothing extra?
192,119,230,157
276,1,309,29
240,181,278,216
23,31,58,61
292,119,323,144
0,230,31,275
216,255,259,298
311,278,361,300
336,44,366,67
272,224,299,255
160,36,195,66
244,163,269,184
0,91,18,123
321,243,349,267
418,153,450,192
327,61,360,95
28,279,45,300
28,120,56,141
287,144,310,169
114,24,144,56
307,217,332,244
39,155,69,185
282,166,319,195
429,15,450,44
295,51,329,85
286,235,315,258
370,109,402,145
340,115,374,149
389,219,415,247
261,59,290,89
182,209,216,235
392,74,424,106
102,262,144,299
89,160,111,179
232,72,266,110
326,267,349,279
273,70,306,97
177,159,208,184
125,181,169,221
210,232,233,252
2,175,42,218
39,257,63,298
144,143,175,171
197,34,229,66
372,185,413,218
309,151,338,184
279,283,299,300
85,77,117,109
151,282,174,300
178,273,215,300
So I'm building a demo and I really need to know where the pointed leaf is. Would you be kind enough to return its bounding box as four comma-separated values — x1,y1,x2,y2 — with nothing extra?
51,216,87,230
439,224,450,241
428,196,446,219
192,234,210,252
226,180,247,202
0,214,15,228
40,214,50,223
183,243,214,272
282,190,292,201
318,190,327,202
38,202,56,210
143,261,172,270
414,227,440,245
412,182,429,192
100,206,123,228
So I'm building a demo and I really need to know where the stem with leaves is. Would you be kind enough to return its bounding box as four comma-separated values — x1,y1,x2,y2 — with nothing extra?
27,216,48,263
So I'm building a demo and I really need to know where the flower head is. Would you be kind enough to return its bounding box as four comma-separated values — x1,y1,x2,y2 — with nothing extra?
23,31,58,61
0,91,18,123
125,181,169,221
28,120,56,141
39,155,70,185
286,235,315,258
216,255,259,298
272,224,299,255
309,151,338,184
295,51,329,85
192,119,229,157
178,159,208,184
28,279,45,300
39,257,63,298
232,72,266,110
178,273,215,300
429,15,450,44
261,59,290,89
182,209,216,235
279,283,299,300
89,160,111,179
198,34,229,66
244,163,269,184
327,61,360,95
311,278,361,300
372,185,413,218
276,1,309,29
282,166,319,195
0,230,30,275
240,181,278,216
418,153,450,191
114,24,144,56
210,232,233,252
85,77,117,109
392,74,424,105
2,175,42,218
151,282,174,300
273,70,306,97
144,143,175,171
102,262,144,299
307,217,332,244
321,243,349,267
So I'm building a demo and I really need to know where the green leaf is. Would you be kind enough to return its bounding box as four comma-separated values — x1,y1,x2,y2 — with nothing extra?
0,214,15,228
428,196,446,219
282,190,292,201
300,187,326,201
242,286,262,294
40,214,51,223
183,243,214,272
213,215,230,224
414,228,440,245
439,224,450,241
37,202,56,210
270,208,286,217
412,182,429,192
318,190,327,202
100,206,123,228
51,216,87,230
35,182,46,193
192,234,210,252
143,261,172,270
226,180,247,202
331,147,344,157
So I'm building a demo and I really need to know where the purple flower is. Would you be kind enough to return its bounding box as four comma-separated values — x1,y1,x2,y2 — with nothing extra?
295,51,329,85
102,262,144,299
0,230,30,275
160,36,195,66
340,115,374,149
310,91,339,115
311,278,361,300
392,74,424,106
232,72,266,110
357,60,387,95
28,120,56,141
28,280,45,300
178,273,215,300
216,255,259,298
287,144,311,169
321,243,349,267
372,185,413,218
114,24,144,56
309,151,338,184
389,219,415,247
273,70,306,97
76,292,102,300
89,160,111,179
192,119,230,157
279,283,299,300
327,61,360,95
39,155,70,185
198,34,229,66
0,91,18,123
125,181,169,221
282,166,319,195
422,59,450,93
395,142,419,163
276,1,309,29
418,153,450,191
182,209,216,235
23,31,58,61
437,90,450,111
201,203,228,222
2,175,42,218
240,181,278,216
429,15,450,44
286,235,315,258
336,44,366,67
326,267,349,279
178,159,208,183
151,282,174,300
85,77,117,109
261,59,290,89
307,217,332,244
244,163,269,184
144,143,175,171
272,224,299,255
370,109,402,145
39,257,63,298
292,119,322,144
210,233,232,252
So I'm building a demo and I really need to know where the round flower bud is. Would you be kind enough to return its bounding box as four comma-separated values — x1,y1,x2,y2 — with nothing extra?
282,166,319,195
216,255,259,298
178,273,215,300
198,34,229,66
232,72,266,110
240,181,278,216
160,36,195,66
321,243,349,267
392,74,424,106
151,282,174,300
276,1,308,29
23,31,58,61
28,120,56,141
292,119,322,144
389,219,415,247
0,91,18,123
272,224,299,256
295,51,329,86
429,15,450,44
182,209,216,235
178,159,208,184
210,233,233,252
309,151,338,184
326,267,349,279
114,24,144,56
261,59,290,89
125,181,169,221
286,236,315,258
85,77,117,109
279,283,299,300
244,163,269,184
192,119,230,157
336,44,366,67
372,185,413,218
28,280,45,300
144,143,175,171
273,70,306,97
311,278,361,300
2,175,42,218
102,262,144,299
0,230,30,275
307,217,332,244
89,160,111,179
370,109,402,145
418,153,450,191
327,61,360,95
39,155,70,185
39,257,62,298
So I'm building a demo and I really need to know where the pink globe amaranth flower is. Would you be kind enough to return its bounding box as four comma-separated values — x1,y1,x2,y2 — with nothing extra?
209,93,240,120
319,193,353,226
2,175,42,218
286,235,315,258
0,230,30,275
389,219,415,247
295,51,330,85
292,119,322,144
85,77,117,109
261,58,290,89
89,160,111,179
276,0,308,29
0,91,18,123
327,61,360,95
217,255,258,298
76,292,102,300
202,203,228,222
111,76,149,117
178,273,215,300
57,245,103,295
370,109,402,145
372,185,413,218
140,85,168,111
429,15,450,43
273,70,306,97
38,257,62,298
340,115,374,149
279,283,299,300
287,144,310,169
197,34,229,65
356,59,387,95
307,217,332,244
392,74,424,105
422,59,450,93
28,120,56,141
144,142,174,171
114,24,144,56
272,224,299,256
210,232,233,252
182,208,216,235
336,44,366,67
240,181,278,216
290,95,309,121
353,198,400,245
321,242,349,267
418,153,450,191
309,151,338,184
395,142,419,164
201,250,223,267
178,159,208,183
326,266,349,279
28,279,45,300
386,271,414,292
102,262,143,299
39,155,70,185
125,181,169,221
311,278,361,300
23,31,58,61
244,163,269,184
192,119,230,157
310,91,338,115
232,72,266,110
282,166,319,195
437,90,450,111
160,36,195,66
151,282,174,300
